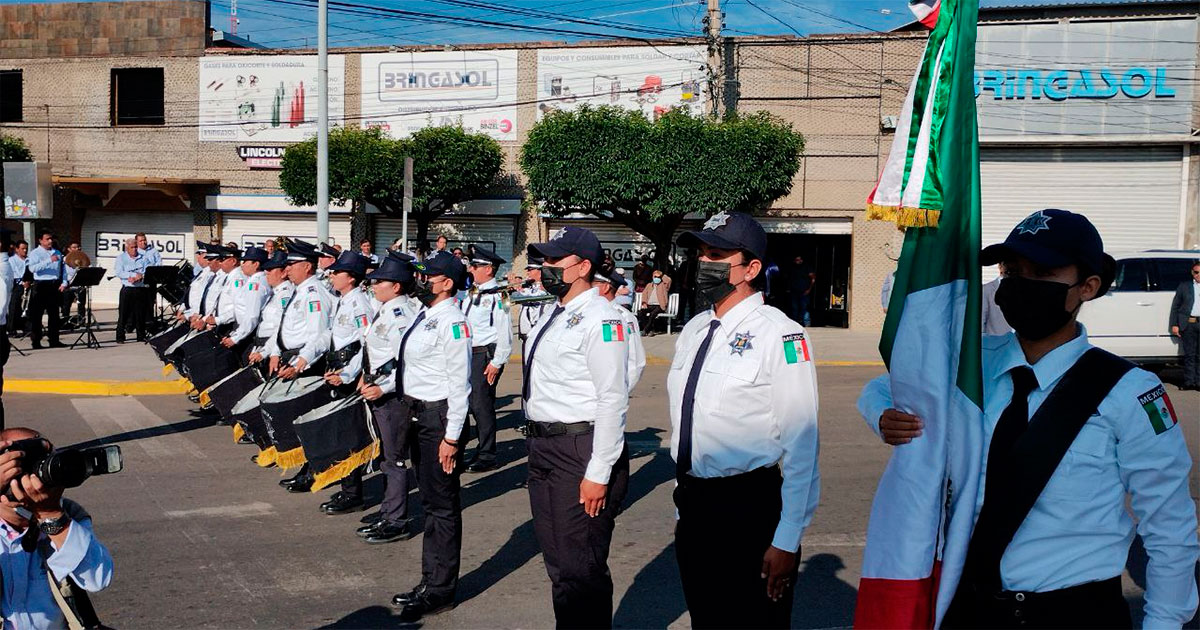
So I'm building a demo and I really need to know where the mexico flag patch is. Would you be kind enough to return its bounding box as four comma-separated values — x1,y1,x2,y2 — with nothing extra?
307,301,321,312
1138,384,1178,435
782,333,810,364
355,314,369,328
452,322,471,340
602,320,625,342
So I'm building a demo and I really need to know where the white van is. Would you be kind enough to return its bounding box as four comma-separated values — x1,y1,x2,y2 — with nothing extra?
1079,250,1200,364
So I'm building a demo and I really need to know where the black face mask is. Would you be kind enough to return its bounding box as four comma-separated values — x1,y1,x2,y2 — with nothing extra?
413,277,437,307
541,264,574,298
994,275,1081,341
695,260,738,306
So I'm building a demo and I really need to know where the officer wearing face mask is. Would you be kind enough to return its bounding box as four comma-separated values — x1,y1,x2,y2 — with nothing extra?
860,209,1198,628
668,211,820,629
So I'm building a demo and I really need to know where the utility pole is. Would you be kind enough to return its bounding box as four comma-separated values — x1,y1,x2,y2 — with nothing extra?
402,157,413,257
704,0,723,117
316,0,330,245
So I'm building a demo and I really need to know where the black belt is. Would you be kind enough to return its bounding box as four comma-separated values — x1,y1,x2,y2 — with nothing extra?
472,343,497,355
325,341,362,370
949,575,1124,628
401,395,447,413
524,420,593,438
676,464,781,489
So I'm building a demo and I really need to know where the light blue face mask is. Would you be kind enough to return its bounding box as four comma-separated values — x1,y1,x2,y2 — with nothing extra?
653,277,662,284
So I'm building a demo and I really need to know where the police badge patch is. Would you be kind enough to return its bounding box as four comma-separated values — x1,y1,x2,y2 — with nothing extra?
424,318,439,331
729,331,754,356
704,212,731,231
566,313,584,329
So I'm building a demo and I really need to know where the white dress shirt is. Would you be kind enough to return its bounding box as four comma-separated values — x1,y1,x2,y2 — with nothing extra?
362,295,417,395
201,269,229,318
400,298,473,441
185,268,213,317
858,327,1198,627
667,292,821,553
461,278,513,369
266,275,333,367
252,280,294,352
227,270,270,343
0,506,113,630
610,301,645,393
0,253,12,326
329,286,374,383
212,268,246,326
8,255,26,284
525,288,629,485
1191,281,1200,317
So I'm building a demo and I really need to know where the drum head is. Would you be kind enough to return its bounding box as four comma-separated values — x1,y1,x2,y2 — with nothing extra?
207,366,265,418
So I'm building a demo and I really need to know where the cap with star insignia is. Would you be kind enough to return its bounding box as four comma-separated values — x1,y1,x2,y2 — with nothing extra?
980,208,1115,297
678,211,767,261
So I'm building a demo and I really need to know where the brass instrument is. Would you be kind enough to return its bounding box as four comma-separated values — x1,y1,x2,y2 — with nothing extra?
64,250,91,269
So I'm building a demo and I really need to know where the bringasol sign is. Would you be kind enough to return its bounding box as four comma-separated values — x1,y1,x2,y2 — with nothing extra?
975,19,1196,136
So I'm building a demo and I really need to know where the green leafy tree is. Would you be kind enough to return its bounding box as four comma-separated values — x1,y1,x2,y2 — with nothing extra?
521,106,804,269
0,134,34,197
279,125,503,247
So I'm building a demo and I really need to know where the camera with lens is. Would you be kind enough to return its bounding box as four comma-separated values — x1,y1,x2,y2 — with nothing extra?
1,438,123,489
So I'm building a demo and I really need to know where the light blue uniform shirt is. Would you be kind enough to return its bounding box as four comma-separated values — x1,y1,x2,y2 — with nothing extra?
114,250,148,288
25,246,63,284
0,509,114,630
139,246,162,267
859,326,1198,627
8,255,26,283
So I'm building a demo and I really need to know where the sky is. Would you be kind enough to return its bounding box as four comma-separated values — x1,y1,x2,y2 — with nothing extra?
193,0,918,50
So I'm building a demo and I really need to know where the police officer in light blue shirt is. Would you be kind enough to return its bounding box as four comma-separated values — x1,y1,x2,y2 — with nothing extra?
25,231,65,348
860,210,1198,628
114,237,150,343
136,233,162,267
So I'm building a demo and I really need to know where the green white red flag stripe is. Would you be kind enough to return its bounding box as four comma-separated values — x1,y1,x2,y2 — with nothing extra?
855,0,983,627
910,0,942,29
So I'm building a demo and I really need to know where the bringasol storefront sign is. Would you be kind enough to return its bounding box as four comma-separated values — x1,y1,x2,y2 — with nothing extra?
975,67,1175,101
975,19,1196,136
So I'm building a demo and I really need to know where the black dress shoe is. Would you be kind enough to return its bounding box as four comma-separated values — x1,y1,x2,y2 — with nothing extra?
48,341,66,348
360,511,384,525
237,434,254,445
365,520,415,544
391,584,428,608
465,460,499,474
356,520,384,538
398,592,455,621
320,492,365,515
285,477,313,493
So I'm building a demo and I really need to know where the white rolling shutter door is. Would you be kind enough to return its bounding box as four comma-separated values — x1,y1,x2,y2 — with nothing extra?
544,218,703,267
81,210,195,307
221,213,352,251
981,147,1183,275
374,216,517,275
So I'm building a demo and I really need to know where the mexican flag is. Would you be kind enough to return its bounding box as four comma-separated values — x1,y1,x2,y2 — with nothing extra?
856,0,983,627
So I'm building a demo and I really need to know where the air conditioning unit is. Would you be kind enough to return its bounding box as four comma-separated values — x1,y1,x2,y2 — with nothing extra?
880,115,899,133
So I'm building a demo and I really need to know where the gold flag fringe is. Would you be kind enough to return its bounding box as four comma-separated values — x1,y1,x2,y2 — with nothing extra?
309,440,381,493
232,424,245,444
256,446,278,468
274,446,307,470
198,390,212,408
866,203,942,228
162,363,175,376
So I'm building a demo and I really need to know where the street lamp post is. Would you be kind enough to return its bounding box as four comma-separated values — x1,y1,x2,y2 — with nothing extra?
316,0,329,245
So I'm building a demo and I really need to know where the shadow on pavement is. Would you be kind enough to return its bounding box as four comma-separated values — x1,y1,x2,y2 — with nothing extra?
613,542,687,628
793,553,858,628
457,519,541,606
314,604,420,629
66,411,215,451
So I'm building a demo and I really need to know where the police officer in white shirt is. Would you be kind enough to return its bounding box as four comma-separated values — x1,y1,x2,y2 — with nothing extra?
523,226,629,629
180,243,214,322
668,212,820,629
459,245,513,474
219,247,270,362
388,252,472,622
245,251,294,375
592,266,645,393
318,251,377,515
862,210,1198,628
355,253,420,544
190,246,228,331
201,246,244,333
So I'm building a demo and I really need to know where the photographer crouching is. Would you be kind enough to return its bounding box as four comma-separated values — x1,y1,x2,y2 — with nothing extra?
0,428,114,630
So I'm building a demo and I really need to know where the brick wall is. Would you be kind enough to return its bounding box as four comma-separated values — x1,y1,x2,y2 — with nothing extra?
0,0,208,59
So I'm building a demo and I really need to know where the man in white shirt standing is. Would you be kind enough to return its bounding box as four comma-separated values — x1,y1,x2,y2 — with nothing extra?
459,245,512,474
523,226,629,628
668,212,820,628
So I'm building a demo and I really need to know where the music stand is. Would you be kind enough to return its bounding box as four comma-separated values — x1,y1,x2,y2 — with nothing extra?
69,267,106,350
144,265,179,333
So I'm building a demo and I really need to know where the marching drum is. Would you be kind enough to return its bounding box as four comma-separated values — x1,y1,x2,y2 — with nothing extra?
147,323,190,362
294,395,377,492
229,382,274,457
259,376,339,470
167,330,216,377
184,343,240,394
202,365,265,423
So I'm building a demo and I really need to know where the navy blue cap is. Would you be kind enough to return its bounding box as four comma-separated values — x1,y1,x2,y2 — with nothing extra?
220,245,241,259
414,251,467,292
286,240,321,263
327,251,369,277
203,244,224,260
677,212,767,261
469,244,506,267
592,267,624,287
366,253,414,283
319,243,339,259
196,241,210,254
981,209,1113,275
525,254,543,270
263,250,289,270
242,246,268,264
528,226,603,267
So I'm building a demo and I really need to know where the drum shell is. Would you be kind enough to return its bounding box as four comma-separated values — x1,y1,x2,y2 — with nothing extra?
148,324,189,362
206,366,264,420
184,345,240,393
230,383,271,448
294,397,372,478
260,377,338,454
169,330,217,374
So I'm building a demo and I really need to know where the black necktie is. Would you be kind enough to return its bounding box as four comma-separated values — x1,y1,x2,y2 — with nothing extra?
395,310,426,397
676,319,722,479
962,365,1038,587
522,305,565,402
198,275,216,314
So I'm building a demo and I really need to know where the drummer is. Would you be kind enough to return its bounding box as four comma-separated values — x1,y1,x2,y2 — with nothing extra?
353,252,420,543
246,250,294,375
185,244,222,327
178,242,211,322
389,252,472,622
194,245,234,331
318,251,375,516
266,239,335,494
220,246,271,363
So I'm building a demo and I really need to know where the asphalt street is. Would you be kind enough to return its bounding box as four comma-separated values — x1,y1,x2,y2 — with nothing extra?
9,358,1199,629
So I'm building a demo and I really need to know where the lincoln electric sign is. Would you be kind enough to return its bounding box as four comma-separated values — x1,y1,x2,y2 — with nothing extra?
975,68,1176,101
